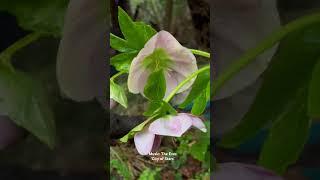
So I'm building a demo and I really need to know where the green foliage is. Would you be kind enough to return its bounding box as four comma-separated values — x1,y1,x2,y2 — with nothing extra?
258,91,311,174
179,68,210,112
0,0,68,36
143,100,177,117
219,24,320,173
177,122,210,162
171,153,187,169
110,33,136,53
110,7,157,72
144,69,166,101
138,168,161,180
110,80,128,108
110,159,133,180
191,90,208,116
308,59,320,118
0,68,56,148
110,52,138,72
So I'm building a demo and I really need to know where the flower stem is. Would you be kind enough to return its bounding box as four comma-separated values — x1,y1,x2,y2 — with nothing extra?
190,49,210,58
165,65,210,103
0,32,42,68
110,71,126,81
212,12,320,98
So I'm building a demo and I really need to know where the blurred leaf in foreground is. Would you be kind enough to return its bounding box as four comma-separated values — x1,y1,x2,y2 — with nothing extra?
0,0,68,36
219,23,320,173
308,59,320,118
0,68,56,148
219,24,320,149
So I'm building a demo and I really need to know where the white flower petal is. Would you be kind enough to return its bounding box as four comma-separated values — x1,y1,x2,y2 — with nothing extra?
134,129,155,155
154,31,183,54
190,116,207,133
164,71,179,98
128,62,151,94
149,114,192,137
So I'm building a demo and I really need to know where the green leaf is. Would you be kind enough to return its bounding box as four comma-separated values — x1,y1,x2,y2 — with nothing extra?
144,70,166,101
110,159,133,180
110,33,136,53
0,69,56,148
258,90,311,174
0,0,68,36
111,52,138,72
143,101,163,117
189,122,210,161
219,24,320,148
110,81,128,108
118,7,144,49
308,59,320,118
134,22,157,43
177,122,210,162
117,7,156,50
179,69,210,108
191,90,207,116
144,100,177,117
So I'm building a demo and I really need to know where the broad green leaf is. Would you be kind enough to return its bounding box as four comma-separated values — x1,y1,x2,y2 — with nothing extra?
144,69,166,101
134,22,157,43
0,0,68,36
0,68,56,148
219,24,320,148
111,52,138,72
118,7,144,49
179,69,210,108
117,7,157,50
143,101,163,117
258,90,311,174
110,81,128,108
110,159,132,180
308,59,320,118
110,33,136,53
191,90,207,116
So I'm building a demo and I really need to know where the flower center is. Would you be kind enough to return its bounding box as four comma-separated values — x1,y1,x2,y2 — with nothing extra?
142,48,173,72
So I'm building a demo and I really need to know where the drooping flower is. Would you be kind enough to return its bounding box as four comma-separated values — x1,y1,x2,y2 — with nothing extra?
134,113,206,155
213,162,283,180
128,30,198,98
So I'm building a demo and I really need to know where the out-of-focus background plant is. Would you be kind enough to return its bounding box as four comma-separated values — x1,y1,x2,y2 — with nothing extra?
0,0,107,178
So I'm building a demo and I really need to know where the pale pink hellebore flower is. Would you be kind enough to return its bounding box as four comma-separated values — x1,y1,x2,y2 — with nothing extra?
134,113,207,155
128,30,198,98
